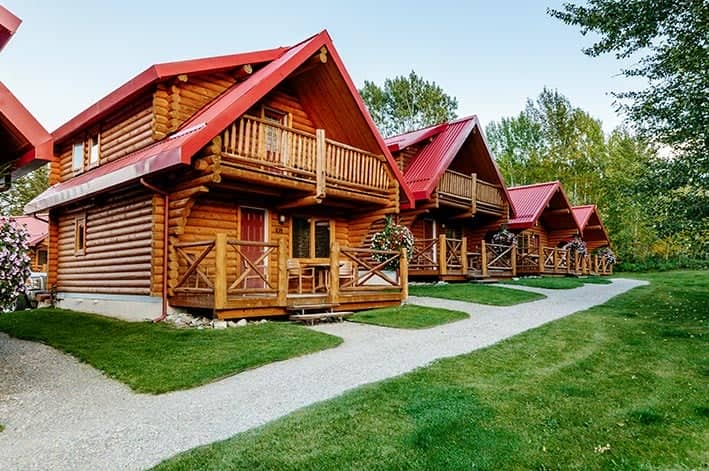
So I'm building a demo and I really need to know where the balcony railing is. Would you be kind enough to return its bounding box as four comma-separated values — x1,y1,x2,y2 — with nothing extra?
219,115,393,199
437,170,505,214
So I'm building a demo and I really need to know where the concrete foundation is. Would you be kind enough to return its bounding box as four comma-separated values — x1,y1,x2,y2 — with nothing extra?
56,293,184,322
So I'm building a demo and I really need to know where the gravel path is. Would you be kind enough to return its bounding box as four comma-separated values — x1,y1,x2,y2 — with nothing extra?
0,278,646,470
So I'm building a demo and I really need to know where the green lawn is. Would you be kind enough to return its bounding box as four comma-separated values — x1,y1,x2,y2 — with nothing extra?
0,309,341,394
503,276,585,289
408,283,545,305
579,275,613,284
349,304,468,329
154,271,708,470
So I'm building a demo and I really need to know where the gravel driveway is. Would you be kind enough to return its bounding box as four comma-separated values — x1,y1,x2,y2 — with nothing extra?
0,278,646,470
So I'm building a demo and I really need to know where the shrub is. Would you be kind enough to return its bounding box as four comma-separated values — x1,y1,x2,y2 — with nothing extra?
0,218,32,311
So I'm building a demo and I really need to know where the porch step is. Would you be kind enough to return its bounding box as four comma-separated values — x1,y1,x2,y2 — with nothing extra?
289,311,354,325
470,278,500,284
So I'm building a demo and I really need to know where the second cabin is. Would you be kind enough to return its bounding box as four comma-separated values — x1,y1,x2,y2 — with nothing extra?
386,117,513,281
26,31,414,321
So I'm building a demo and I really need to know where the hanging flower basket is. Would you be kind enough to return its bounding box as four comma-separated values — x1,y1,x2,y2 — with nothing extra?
0,218,32,311
370,217,414,269
563,236,588,256
596,246,617,264
491,226,516,246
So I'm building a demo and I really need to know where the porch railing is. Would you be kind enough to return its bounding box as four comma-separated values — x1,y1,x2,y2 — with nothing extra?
220,115,392,195
336,245,407,301
476,179,504,209
438,170,474,200
410,238,438,270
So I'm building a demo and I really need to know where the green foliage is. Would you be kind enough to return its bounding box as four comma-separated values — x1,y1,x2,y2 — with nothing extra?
0,166,49,216
617,256,709,273
0,218,32,310
359,71,458,137
408,283,545,305
154,271,709,470
0,309,342,394
486,87,606,203
350,304,468,329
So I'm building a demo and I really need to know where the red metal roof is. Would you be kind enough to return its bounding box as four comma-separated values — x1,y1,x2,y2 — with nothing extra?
507,181,577,231
0,5,21,53
384,116,510,209
26,30,412,212
9,215,47,246
0,81,53,179
572,204,610,243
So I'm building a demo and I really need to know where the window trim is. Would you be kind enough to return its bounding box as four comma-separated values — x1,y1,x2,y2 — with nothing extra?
88,132,100,168
74,214,86,256
72,141,84,174
290,216,334,259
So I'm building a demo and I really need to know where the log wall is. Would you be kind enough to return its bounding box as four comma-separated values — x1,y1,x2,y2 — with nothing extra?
55,186,154,295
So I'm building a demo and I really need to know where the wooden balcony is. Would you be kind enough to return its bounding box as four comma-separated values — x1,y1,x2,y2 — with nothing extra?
437,170,506,216
169,234,407,318
216,115,396,206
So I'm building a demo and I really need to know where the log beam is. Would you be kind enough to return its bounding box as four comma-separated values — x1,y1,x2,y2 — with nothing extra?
277,195,323,210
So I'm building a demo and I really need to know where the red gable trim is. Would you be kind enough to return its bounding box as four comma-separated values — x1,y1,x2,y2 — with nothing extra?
507,181,577,231
27,30,412,212
572,204,610,242
52,47,288,143
0,81,53,177
0,5,21,53
385,122,447,152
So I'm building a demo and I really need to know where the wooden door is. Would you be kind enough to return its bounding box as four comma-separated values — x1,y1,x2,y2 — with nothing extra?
240,208,267,289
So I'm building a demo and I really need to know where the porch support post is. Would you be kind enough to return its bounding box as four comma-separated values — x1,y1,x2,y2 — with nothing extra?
511,243,517,277
553,248,559,273
214,233,227,310
329,242,340,304
400,247,408,302
470,173,477,214
438,234,447,276
315,129,326,198
277,238,287,306
481,240,488,277
538,246,545,274
461,237,468,275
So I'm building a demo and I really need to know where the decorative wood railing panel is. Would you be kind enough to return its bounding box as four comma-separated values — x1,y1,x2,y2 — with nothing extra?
438,170,473,199
476,179,504,209
337,246,407,300
485,242,515,274
445,238,464,269
220,115,392,196
542,247,570,273
409,238,438,270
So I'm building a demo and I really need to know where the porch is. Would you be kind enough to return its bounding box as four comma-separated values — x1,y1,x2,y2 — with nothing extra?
169,234,407,319
437,170,506,216
408,235,613,281
206,115,397,208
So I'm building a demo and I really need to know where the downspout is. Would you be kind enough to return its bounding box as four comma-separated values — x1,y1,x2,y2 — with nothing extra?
140,178,169,322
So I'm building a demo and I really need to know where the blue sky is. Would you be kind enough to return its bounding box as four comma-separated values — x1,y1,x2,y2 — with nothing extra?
2,0,642,133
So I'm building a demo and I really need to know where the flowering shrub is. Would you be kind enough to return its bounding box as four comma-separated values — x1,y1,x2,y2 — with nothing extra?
491,226,516,246
563,236,588,256
596,246,617,264
0,218,32,311
370,217,414,269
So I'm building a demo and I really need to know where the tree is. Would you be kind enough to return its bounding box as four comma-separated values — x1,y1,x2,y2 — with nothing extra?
548,2,708,205
0,166,49,216
0,218,32,311
359,71,458,137
486,88,606,204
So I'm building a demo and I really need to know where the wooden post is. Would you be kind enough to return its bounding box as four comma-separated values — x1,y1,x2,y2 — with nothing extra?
315,129,326,198
438,234,447,276
538,247,545,274
511,243,517,277
400,247,408,303
567,250,573,274
461,237,468,275
481,240,488,277
214,233,227,310
329,242,340,304
470,173,477,214
277,238,287,306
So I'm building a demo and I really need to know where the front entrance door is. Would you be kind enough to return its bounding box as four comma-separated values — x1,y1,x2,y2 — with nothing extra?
240,207,267,289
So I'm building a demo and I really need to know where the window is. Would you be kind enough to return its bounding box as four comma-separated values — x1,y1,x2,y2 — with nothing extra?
37,249,48,267
518,232,539,253
291,217,332,258
88,133,100,167
262,107,288,155
72,142,84,172
74,215,86,255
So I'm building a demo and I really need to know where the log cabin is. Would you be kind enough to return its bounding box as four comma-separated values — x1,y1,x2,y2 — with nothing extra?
25,31,415,321
0,6,53,191
385,116,513,280
572,204,613,274
8,215,48,272
507,181,589,275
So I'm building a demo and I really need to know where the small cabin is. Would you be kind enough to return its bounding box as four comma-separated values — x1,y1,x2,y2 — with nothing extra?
0,6,52,191
573,205,613,274
386,116,512,281
508,181,592,275
26,31,414,321
7,215,48,272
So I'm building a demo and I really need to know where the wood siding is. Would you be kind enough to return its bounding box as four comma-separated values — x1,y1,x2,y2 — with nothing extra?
56,186,153,294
